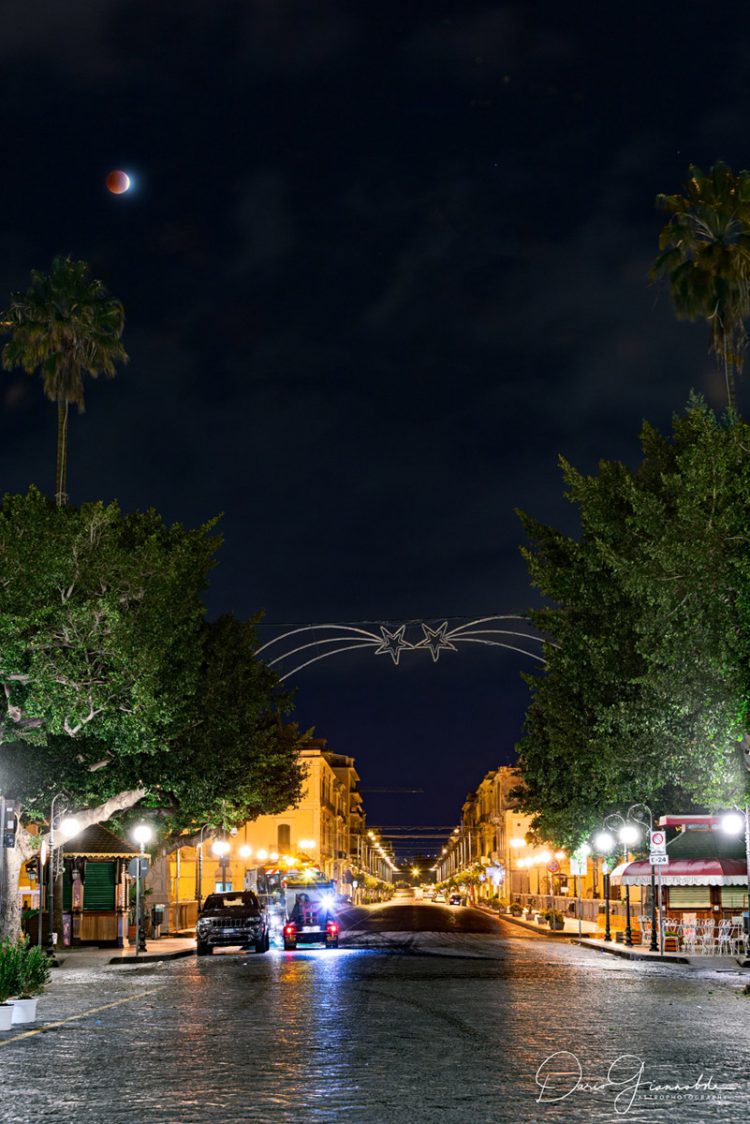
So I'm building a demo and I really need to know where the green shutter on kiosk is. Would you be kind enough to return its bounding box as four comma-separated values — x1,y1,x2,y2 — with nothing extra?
83,861,116,910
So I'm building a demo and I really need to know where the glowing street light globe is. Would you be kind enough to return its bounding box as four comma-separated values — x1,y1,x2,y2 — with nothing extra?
211,839,230,857
257,849,268,861
58,816,81,840
239,845,253,859
721,812,744,835
132,823,153,847
618,824,640,847
594,831,615,854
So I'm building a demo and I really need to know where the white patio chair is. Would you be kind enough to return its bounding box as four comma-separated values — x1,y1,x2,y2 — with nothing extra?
716,919,733,955
696,920,716,955
681,922,698,954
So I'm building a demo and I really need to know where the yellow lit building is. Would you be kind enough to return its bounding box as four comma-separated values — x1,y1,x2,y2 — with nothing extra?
161,742,372,927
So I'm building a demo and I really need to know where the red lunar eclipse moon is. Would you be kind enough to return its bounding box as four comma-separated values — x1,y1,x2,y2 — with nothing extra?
106,170,131,195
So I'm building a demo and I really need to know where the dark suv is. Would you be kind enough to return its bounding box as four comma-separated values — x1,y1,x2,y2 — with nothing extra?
196,891,270,955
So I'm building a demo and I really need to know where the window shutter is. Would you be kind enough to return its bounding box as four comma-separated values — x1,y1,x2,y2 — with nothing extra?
668,886,711,908
83,861,116,910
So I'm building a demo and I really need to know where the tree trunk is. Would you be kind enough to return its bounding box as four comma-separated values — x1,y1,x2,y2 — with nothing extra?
721,332,737,413
0,845,23,942
55,399,69,507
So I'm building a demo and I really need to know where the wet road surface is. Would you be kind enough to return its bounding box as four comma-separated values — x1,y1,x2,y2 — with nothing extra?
1,901,749,1123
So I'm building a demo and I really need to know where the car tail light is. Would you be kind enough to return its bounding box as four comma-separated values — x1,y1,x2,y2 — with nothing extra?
284,923,296,936
326,921,339,935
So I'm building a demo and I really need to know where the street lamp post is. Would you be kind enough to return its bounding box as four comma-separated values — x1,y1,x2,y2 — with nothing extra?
593,831,616,942
721,805,750,939
600,808,650,949
46,797,81,953
196,824,213,910
628,803,658,953
132,824,154,955
47,793,65,952
212,839,231,891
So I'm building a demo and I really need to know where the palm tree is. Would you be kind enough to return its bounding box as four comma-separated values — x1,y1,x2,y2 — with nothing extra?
650,162,750,412
1,256,128,505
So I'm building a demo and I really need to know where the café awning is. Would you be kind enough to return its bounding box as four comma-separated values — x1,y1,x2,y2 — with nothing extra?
612,858,747,887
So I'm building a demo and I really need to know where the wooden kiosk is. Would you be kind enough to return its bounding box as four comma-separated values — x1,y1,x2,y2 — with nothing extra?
61,823,139,947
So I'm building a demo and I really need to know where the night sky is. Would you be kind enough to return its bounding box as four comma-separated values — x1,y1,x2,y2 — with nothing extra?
1,2,745,858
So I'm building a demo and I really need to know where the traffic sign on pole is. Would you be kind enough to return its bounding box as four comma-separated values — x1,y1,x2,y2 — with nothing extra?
650,830,667,853
649,853,669,866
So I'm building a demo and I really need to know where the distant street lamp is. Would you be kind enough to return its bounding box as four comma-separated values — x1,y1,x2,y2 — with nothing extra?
132,823,154,955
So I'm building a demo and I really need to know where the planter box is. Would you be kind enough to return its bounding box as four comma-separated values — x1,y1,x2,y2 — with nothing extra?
11,998,38,1024
0,1004,13,1032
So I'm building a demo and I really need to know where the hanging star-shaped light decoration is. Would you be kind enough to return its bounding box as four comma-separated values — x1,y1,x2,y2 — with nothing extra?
417,621,458,663
374,624,413,665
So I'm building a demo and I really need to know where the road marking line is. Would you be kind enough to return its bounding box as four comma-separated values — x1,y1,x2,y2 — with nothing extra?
0,989,158,1047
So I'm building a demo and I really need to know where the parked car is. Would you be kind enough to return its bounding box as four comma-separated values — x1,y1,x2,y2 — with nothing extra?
448,893,464,907
196,891,270,955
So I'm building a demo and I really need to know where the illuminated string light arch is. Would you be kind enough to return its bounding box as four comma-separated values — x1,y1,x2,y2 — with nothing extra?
255,615,549,682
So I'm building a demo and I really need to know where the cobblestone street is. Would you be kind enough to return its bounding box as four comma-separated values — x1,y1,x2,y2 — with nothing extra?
1,905,749,1123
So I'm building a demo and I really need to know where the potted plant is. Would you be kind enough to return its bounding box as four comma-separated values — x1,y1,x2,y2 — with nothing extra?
544,909,565,931
0,940,22,1031
12,937,51,1024
663,925,681,953
508,902,523,917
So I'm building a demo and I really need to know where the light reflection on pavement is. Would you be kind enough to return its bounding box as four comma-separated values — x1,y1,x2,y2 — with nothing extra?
0,903,748,1124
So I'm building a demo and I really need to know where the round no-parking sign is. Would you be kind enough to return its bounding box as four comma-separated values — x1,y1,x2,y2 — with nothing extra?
546,859,560,873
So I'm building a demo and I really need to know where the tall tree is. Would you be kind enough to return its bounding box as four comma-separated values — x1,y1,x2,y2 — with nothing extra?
516,400,750,846
0,489,303,938
651,162,750,412
1,257,127,506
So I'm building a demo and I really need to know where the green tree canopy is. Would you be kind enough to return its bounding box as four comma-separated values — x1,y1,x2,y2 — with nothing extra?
0,489,303,934
516,400,750,847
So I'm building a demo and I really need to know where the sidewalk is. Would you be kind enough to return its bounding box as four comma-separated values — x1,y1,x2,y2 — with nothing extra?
53,935,196,968
478,904,599,938
576,935,750,968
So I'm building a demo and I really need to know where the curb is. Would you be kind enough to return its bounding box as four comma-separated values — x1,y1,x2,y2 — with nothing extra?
108,947,196,965
574,938,691,964
479,907,586,939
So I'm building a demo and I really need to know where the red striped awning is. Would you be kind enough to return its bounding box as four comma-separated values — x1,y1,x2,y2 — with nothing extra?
612,858,747,887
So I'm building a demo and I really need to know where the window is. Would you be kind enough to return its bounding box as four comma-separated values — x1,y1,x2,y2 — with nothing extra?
214,880,233,893
277,824,291,850
720,887,748,909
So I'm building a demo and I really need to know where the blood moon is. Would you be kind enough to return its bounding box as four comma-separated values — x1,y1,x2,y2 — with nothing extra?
105,170,131,195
